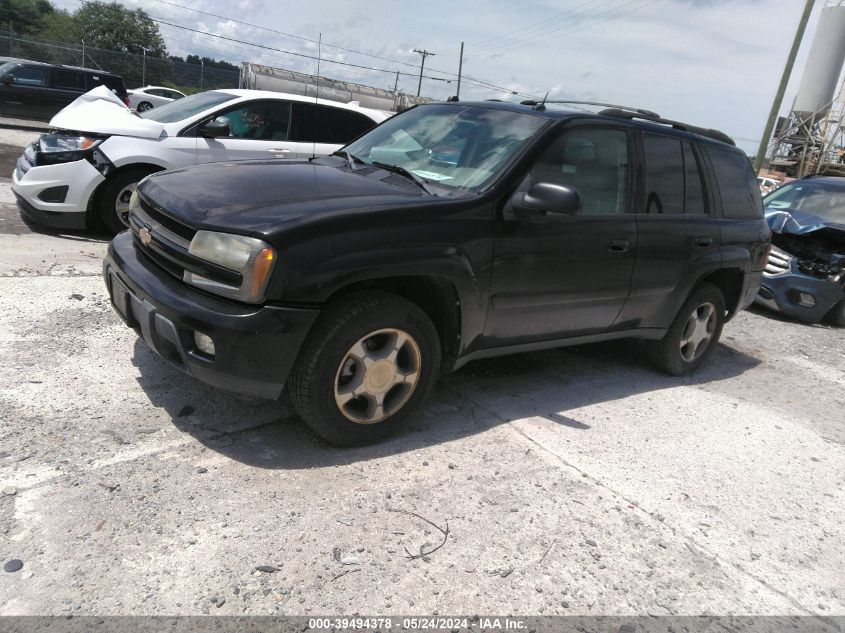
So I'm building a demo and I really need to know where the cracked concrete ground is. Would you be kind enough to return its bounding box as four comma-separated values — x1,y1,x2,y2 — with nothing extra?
0,131,842,617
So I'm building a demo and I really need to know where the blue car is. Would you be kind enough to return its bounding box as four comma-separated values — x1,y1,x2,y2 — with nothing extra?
756,175,845,325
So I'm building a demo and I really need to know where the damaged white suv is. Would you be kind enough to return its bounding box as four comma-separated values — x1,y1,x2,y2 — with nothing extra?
12,86,389,233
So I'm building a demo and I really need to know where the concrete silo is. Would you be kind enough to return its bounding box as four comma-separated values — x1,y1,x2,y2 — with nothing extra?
792,3,845,119
771,2,845,176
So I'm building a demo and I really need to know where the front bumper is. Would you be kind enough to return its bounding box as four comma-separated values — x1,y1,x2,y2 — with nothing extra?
11,154,105,228
104,231,320,399
755,262,844,324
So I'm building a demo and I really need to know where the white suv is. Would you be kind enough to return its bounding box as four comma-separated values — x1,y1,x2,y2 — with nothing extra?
12,87,390,233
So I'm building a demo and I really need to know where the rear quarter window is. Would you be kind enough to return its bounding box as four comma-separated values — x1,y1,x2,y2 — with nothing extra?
706,146,763,218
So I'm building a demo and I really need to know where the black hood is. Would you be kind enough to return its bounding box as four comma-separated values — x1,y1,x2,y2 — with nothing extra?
138,159,427,235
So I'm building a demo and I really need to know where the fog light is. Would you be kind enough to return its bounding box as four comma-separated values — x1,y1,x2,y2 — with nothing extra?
798,292,816,308
193,331,215,356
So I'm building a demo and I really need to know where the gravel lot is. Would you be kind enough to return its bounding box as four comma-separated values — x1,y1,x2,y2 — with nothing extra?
0,129,842,617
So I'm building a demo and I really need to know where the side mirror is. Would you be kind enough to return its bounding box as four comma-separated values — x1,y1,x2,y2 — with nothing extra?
2,75,13,86
198,119,230,138
509,182,583,217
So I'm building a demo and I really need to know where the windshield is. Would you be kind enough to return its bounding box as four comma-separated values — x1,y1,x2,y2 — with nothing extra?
764,179,845,224
138,90,237,123
343,104,547,193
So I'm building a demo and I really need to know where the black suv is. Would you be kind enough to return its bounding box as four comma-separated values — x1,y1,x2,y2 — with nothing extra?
0,59,128,121
104,100,769,445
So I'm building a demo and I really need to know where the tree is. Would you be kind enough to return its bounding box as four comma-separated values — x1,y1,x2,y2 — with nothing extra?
0,0,54,34
71,1,165,57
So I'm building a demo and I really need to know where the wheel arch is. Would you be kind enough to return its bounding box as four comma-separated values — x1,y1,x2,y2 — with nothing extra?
323,275,462,370
698,268,745,318
86,162,166,228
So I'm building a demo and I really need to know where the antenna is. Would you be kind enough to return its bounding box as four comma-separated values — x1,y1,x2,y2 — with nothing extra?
535,91,550,112
312,32,321,160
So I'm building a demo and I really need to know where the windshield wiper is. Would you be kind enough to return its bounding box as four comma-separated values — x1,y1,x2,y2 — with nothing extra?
332,150,365,171
371,161,432,194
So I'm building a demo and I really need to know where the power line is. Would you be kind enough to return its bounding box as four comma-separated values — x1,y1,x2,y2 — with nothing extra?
471,0,615,53
151,16,538,100
487,0,662,56
149,0,537,98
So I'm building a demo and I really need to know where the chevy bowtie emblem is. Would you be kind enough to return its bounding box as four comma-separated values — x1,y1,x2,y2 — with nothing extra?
139,226,152,246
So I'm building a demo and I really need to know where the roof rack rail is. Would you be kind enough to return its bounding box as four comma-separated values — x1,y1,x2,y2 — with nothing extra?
519,99,660,118
598,107,735,146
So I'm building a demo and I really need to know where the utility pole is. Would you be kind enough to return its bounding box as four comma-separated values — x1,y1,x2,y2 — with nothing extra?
456,42,464,99
414,48,435,97
200,58,204,89
141,46,150,86
754,0,815,172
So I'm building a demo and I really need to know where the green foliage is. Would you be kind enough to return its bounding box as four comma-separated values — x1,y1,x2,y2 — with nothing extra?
0,0,54,35
72,1,165,56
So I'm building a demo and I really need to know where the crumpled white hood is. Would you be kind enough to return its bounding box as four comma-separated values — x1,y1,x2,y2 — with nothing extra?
49,86,166,139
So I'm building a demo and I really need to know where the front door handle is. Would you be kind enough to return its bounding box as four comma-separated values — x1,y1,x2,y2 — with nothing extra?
694,236,714,248
607,239,629,253
267,148,291,156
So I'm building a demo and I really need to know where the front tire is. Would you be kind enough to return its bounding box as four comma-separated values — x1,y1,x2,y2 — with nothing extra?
289,292,441,446
647,282,726,376
96,167,158,234
136,101,153,112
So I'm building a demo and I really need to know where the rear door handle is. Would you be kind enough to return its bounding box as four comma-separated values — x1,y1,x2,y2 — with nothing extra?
694,236,714,248
267,148,291,155
607,239,629,253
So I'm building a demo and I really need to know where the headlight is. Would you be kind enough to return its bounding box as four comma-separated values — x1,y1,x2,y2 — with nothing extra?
184,230,276,303
35,133,105,165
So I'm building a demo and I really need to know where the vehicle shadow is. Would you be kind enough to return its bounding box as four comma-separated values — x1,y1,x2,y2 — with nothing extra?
746,303,836,329
15,207,111,242
131,335,761,469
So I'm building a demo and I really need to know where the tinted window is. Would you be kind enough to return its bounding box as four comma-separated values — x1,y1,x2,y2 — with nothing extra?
643,133,684,214
213,101,291,140
706,146,763,218
290,103,375,143
139,91,237,123
11,66,46,86
683,140,706,214
53,69,85,90
527,127,629,215
147,88,167,97
167,90,185,100
87,74,126,98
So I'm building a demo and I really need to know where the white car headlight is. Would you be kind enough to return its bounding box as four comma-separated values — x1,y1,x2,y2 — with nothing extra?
184,230,276,303
35,133,105,165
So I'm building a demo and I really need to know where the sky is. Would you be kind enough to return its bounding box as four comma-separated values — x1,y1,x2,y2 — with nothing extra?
51,0,845,155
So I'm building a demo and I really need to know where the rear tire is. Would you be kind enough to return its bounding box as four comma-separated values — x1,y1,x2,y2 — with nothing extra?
647,282,726,376
96,167,158,235
825,299,845,327
289,291,441,446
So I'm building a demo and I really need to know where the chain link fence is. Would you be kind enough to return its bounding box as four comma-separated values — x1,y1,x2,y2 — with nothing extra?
0,28,238,93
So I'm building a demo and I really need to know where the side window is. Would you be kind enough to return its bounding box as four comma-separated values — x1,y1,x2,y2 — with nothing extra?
682,141,707,214
11,66,47,86
289,103,376,144
166,90,185,100
527,127,629,215
214,101,291,140
642,133,684,214
53,70,84,90
705,146,763,218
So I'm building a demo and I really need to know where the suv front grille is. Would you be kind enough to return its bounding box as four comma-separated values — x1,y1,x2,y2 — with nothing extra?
764,246,792,276
129,195,241,287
